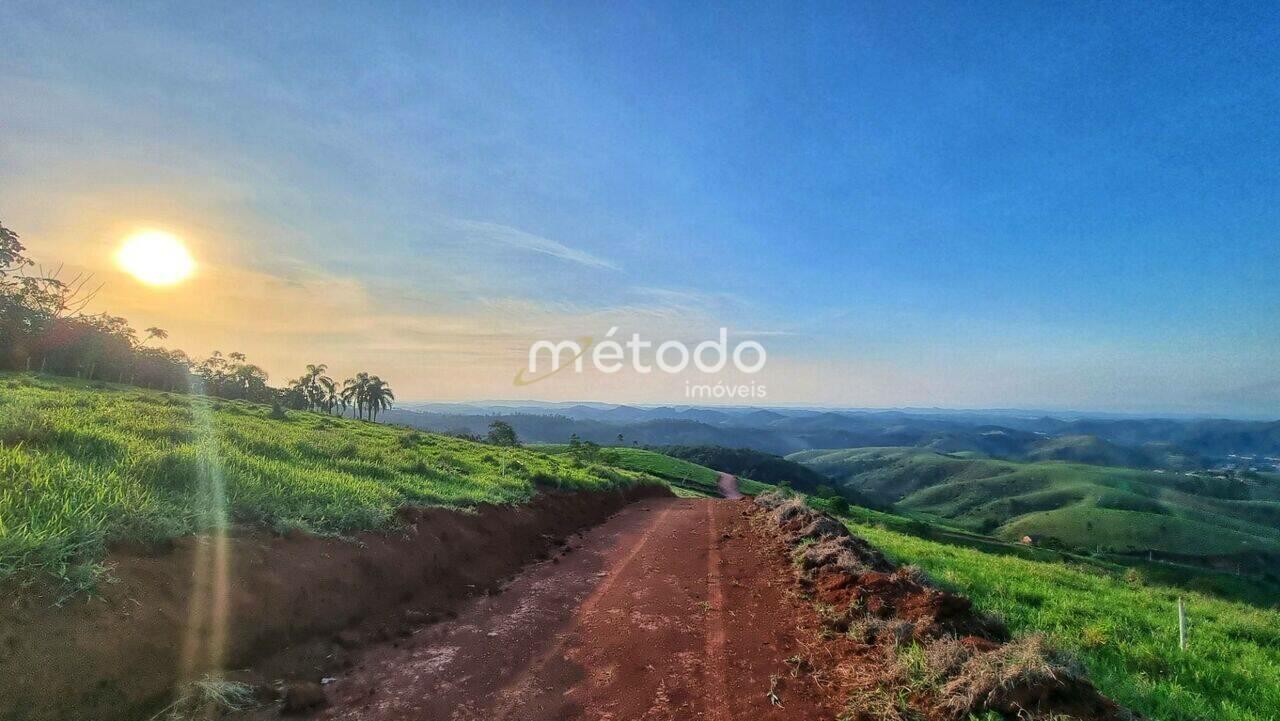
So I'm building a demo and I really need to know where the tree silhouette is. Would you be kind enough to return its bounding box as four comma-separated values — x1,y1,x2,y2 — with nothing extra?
288,363,338,413
364,376,395,421
0,220,402,408
342,372,370,419
141,327,168,346
319,375,338,414
0,221,28,276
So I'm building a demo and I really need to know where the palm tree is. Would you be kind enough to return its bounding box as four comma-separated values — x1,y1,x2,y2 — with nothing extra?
335,373,393,420
302,364,332,412
341,372,370,419
318,375,339,414
364,376,395,421
286,363,336,412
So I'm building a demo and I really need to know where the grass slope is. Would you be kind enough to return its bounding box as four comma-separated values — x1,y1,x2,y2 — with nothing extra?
1022,434,1155,468
535,445,774,497
791,447,1280,559
848,517,1280,721
0,374,658,584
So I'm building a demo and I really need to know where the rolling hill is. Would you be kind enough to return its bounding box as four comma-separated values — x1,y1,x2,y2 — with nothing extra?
789,447,1280,566
0,373,662,585
1021,434,1158,467
654,444,880,507
533,445,775,497
654,445,829,488
384,404,1280,472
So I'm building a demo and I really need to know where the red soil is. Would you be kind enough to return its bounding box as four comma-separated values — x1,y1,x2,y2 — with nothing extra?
1,488,1134,721
812,567,1006,641
236,498,837,721
754,495,1134,721
0,485,665,721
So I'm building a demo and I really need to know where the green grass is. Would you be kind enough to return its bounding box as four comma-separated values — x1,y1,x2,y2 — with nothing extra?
0,373,660,586
846,517,1280,721
791,447,1280,560
809,492,1280,608
535,445,775,496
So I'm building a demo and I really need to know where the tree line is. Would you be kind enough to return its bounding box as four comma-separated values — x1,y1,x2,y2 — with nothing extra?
0,219,394,416
284,365,395,421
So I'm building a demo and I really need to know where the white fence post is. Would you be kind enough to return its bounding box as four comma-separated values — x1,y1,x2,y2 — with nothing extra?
1177,597,1187,651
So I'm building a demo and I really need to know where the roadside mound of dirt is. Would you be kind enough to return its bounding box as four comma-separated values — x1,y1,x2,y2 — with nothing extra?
753,492,1134,721
0,484,668,721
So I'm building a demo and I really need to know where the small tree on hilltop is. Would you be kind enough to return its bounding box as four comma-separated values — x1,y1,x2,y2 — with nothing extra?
487,420,520,447
567,434,601,462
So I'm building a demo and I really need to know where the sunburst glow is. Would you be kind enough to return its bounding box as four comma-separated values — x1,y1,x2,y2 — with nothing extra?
115,231,196,286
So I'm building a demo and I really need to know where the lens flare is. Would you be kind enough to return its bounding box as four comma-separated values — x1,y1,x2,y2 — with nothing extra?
178,380,232,692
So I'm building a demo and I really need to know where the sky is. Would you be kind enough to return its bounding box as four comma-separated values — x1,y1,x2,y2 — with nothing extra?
1,1,1277,415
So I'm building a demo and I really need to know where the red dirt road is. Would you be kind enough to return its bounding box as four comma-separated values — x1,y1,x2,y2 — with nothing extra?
717,472,743,499
289,498,832,721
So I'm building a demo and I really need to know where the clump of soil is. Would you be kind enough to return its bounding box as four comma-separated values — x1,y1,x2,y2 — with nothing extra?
937,635,1126,721
752,491,1134,721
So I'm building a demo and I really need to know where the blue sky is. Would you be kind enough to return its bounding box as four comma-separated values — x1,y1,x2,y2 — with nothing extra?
2,2,1277,414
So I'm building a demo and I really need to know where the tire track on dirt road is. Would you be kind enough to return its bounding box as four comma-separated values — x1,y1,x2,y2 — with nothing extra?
487,502,674,721
703,501,731,721
256,496,836,721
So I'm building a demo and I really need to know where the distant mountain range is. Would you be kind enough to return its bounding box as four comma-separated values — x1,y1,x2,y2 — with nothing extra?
381,402,1280,471
400,400,1275,422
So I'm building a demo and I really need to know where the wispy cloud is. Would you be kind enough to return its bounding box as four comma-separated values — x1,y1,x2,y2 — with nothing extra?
452,219,617,270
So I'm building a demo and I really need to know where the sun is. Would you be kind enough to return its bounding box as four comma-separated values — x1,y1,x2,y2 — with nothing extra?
115,231,196,286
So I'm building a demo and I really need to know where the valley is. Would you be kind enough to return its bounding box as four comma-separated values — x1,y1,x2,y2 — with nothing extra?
789,447,1280,571
2,376,1279,720
386,401,1280,471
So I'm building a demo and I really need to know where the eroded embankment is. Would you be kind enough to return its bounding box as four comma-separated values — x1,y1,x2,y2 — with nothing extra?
0,484,667,721
752,493,1134,721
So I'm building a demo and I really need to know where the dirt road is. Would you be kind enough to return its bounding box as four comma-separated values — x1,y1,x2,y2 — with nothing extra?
293,497,832,721
717,472,744,499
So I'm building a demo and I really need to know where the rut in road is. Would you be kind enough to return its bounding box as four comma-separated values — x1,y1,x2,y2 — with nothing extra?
284,496,834,721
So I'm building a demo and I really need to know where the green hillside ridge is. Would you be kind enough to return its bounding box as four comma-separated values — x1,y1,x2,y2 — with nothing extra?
654,445,826,488
1022,433,1155,467
0,374,661,585
847,516,1280,721
535,445,774,497
790,447,1280,559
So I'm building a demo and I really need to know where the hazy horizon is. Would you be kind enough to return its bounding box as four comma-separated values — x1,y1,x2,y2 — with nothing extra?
397,397,1280,423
